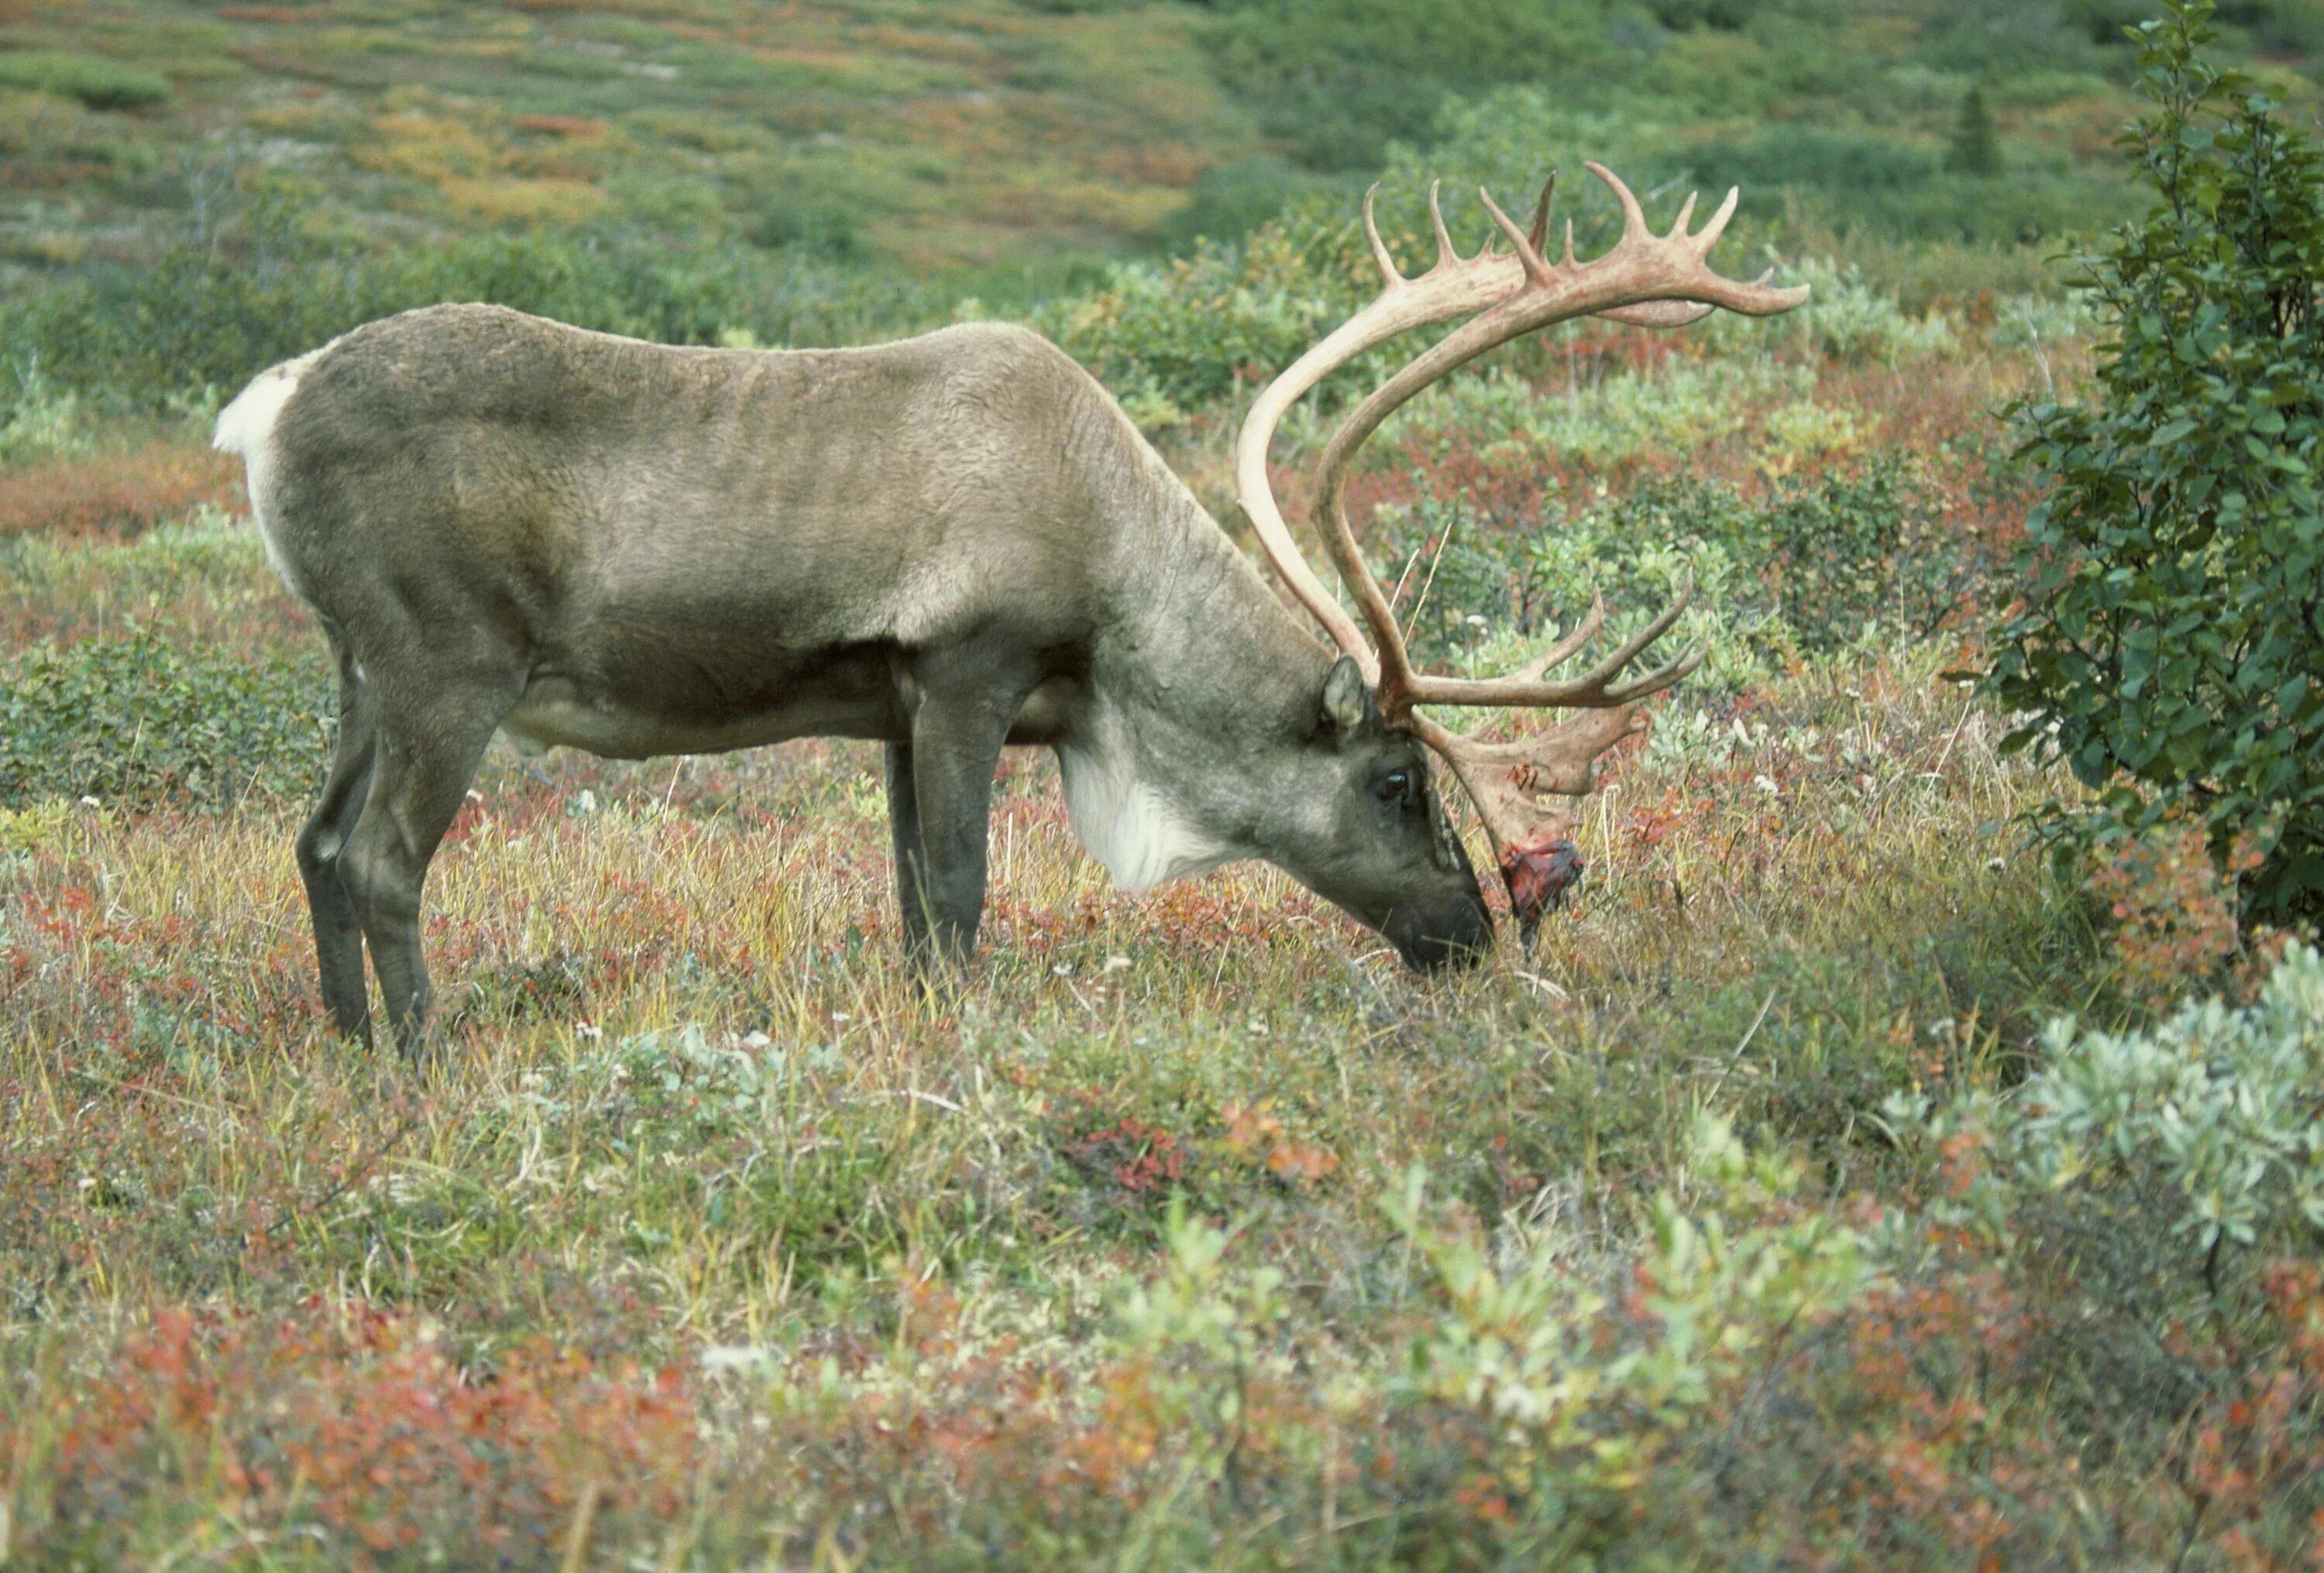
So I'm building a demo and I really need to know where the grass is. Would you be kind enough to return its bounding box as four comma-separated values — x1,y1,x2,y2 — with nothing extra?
0,628,2102,1564
3,277,2319,1564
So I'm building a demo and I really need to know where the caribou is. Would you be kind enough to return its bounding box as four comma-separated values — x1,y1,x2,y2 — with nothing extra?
215,163,1805,1054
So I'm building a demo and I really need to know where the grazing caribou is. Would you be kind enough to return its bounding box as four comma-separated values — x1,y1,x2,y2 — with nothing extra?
215,163,1804,1054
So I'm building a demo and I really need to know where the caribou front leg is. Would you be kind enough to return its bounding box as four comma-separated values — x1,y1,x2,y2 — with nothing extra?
896,654,1037,970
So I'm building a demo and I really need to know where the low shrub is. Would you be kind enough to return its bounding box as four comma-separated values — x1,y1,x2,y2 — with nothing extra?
0,443,239,541
0,360,94,466
0,50,170,112
1889,942,2324,1540
0,625,328,811
1030,212,1377,418
1153,155,1334,255
1380,455,1984,681
0,204,944,412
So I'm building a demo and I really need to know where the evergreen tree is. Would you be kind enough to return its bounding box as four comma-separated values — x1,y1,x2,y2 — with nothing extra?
1948,85,2003,175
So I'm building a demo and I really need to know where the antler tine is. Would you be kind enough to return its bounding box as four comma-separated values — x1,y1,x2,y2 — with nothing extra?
1614,300,1717,327
1507,594,1604,683
1361,184,1404,286
1562,218,1576,268
1402,576,1700,709
1666,189,1698,241
1602,638,1707,705
1526,173,1555,256
1696,186,1741,255
1426,180,1457,267
1586,160,1652,244
1477,185,1552,285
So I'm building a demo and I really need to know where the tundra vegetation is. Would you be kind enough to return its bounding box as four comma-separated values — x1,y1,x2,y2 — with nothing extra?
2,0,2322,1567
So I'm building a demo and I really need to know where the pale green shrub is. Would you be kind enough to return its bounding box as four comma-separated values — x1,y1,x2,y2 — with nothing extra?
1894,941,2324,1255
0,360,93,465
1377,357,1801,470
1379,1117,1875,1444
1703,254,1957,364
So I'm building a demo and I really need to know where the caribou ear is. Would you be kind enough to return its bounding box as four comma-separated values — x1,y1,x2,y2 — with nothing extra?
1320,655,1374,740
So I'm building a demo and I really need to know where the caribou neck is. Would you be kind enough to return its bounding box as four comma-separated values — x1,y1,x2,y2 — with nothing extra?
1060,459,1338,884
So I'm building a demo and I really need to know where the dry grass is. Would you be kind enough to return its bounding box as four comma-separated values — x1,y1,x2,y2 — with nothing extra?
3,315,2317,1564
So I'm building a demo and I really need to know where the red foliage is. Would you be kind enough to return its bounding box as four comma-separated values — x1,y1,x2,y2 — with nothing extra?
514,114,608,137
0,443,239,541
44,1299,696,1563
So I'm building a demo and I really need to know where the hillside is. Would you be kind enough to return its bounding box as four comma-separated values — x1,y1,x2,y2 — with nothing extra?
0,0,1252,281
2,0,2319,305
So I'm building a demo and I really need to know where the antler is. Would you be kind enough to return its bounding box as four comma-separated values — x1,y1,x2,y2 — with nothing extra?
1232,171,1719,671
1234,163,1810,915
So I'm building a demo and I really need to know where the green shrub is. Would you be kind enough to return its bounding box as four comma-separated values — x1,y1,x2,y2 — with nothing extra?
1885,939,2324,1551
0,50,170,112
1380,455,1980,680
1377,359,1801,472
1989,0,2324,921
1947,85,2005,175
2011,944,2324,1252
0,627,328,812
0,358,93,465
0,202,944,411
1154,156,1334,256
1894,938,2324,1362
1029,213,1378,416
1201,0,1638,171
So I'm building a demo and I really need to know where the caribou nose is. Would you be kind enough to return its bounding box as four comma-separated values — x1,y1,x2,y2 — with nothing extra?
1390,892,1494,972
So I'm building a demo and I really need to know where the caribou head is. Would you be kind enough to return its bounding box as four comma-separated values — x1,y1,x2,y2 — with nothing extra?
215,158,1802,1055
1235,163,1808,941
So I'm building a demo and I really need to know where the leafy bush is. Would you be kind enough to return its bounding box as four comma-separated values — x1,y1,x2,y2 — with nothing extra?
0,627,328,811
2010,941,2324,1252
1380,456,1982,680
1201,0,1638,172
1029,212,1378,418
1154,156,1334,256
1894,939,2324,1427
0,358,93,466
1988,0,2324,922
1377,358,1801,473
0,50,170,111
0,200,943,411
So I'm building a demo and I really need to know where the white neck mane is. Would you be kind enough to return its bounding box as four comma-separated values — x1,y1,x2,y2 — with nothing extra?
1056,709,1229,893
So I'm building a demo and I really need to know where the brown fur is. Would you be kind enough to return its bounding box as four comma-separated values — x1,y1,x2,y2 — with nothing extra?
222,304,1489,1052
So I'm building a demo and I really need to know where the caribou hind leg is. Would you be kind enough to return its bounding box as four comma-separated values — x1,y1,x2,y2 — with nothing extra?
336,669,515,1057
294,624,380,1044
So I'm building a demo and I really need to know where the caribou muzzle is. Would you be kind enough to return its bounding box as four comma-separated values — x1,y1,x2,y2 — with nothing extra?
1384,887,1494,972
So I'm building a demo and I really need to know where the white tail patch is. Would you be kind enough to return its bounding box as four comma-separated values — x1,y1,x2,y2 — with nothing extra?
213,346,328,602
1057,718,1229,893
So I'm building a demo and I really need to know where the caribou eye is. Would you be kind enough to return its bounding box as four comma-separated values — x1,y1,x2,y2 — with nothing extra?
1378,769,1413,804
